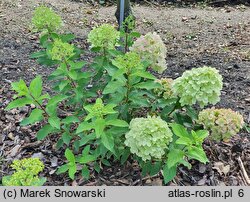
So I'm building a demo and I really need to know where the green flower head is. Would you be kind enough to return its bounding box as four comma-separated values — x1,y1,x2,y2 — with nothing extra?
84,98,117,120
125,116,173,161
48,39,75,61
130,32,167,73
172,66,223,108
32,6,62,32
112,51,143,72
2,158,45,186
87,24,120,50
154,78,175,100
198,108,244,142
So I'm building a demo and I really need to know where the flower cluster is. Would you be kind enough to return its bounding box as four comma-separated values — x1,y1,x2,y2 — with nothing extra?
84,98,116,120
48,39,75,61
32,6,62,32
130,32,167,73
87,24,120,51
198,108,244,141
112,51,143,72
154,78,175,99
2,158,45,186
172,66,223,107
125,116,173,161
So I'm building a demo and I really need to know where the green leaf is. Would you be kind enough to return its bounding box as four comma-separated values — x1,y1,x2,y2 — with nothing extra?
37,56,58,66
73,140,80,152
30,51,47,59
48,116,61,129
56,138,64,149
76,122,93,134
56,164,69,174
59,80,70,91
134,81,161,90
11,79,29,96
105,119,128,127
170,123,190,139
161,103,176,116
103,104,117,115
94,162,101,173
51,32,59,40
6,98,33,110
175,137,192,146
2,176,12,186
37,124,56,140
163,164,177,184
62,116,80,124
39,34,48,47
130,32,141,38
94,118,106,138
46,95,68,115
37,93,50,101
131,71,156,80
79,133,96,146
65,148,75,163
179,159,192,169
187,147,209,164
60,33,75,42
34,177,46,186
20,108,44,126
68,165,77,180
121,148,131,165
101,133,114,152
77,72,93,79
81,165,90,180
29,76,43,98
196,130,209,140
150,161,162,176
68,70,78,80
129,96,149,107
186,106,198,120
112,68,126,80
47,95,68,106
167,149,185,168
69,61,87,70
141,161,151,176
79,154,96,164
81,145,91,156
62,132,72,145
103,80,125,94
101,159,111,166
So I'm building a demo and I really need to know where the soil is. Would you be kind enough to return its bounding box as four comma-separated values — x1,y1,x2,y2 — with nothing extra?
0,0,249,186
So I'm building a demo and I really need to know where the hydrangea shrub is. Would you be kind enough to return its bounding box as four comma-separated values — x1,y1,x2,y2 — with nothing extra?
125,116,173,161
32,6,62,32
130,32,167,73
2,158,46,186
87,24,120,51
198,108,244,141
4,7,246,185
172,66,223,107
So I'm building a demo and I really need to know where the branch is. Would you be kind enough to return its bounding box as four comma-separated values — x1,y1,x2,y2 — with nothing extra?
237,156,250,185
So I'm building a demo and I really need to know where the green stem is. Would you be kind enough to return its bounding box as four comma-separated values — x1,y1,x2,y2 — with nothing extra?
29,93,49,117
103,47,107,58
168,97,181,116
64,60,77,89
125,72,131,104
124,33,128,53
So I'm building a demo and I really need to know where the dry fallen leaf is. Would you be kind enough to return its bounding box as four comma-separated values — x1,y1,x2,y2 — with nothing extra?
8,144,21,157
213,162,230,175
